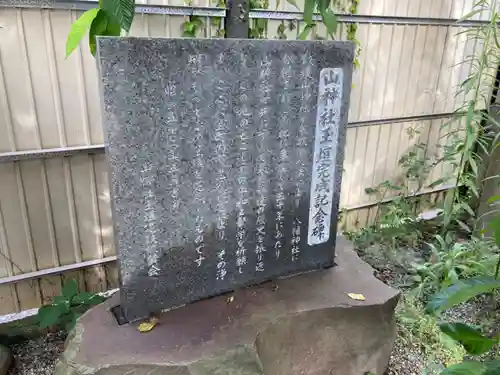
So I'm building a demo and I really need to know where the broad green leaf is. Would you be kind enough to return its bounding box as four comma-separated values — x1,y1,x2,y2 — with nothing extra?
441,361,485,375
303,0,315,25
298,24,313,40
485,360,500,375
65,311,80,332
38,305,66,328
440,323,496,355
53,296,66,305
65,8,99,57
101,0,134,32
321,8,337,38
73,292,105,305
426,277,500,313
62,280,78,301
86,294,106,305
89,9,121,56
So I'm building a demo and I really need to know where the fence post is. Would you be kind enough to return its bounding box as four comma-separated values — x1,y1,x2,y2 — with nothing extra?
225,0,249,38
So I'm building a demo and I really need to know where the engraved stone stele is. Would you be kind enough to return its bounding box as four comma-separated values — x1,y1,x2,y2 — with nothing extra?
55,239,400,375
96,37,355,321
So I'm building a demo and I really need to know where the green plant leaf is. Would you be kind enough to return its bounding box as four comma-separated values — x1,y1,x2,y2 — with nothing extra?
89,9,121,56
428,177,448,189
285,0,299,10
317,0,330,12
456,220,471,233
65,311,80,332
321,8,337,38
441,361,485,375
65,8,100,57
487,195,500,205
62,280,78,301
469,157,479,177
440,323,496,355
53,296,66,305
184,22,195,33
303,0,315,25
426,277,500,313
298,24,313,40
72,292,105,306
100,0,134,32
484,360,500,375
489,214,500,249
38,305,66,328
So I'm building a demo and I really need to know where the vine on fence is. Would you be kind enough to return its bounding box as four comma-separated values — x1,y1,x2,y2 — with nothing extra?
249,0,269,39
65,0,359,55
182,16,205,37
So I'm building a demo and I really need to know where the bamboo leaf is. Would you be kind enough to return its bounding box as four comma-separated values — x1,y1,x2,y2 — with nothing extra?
321,8,337,38
285,0,299,10
65,8,100,57
298,24,313,40
469,157,479,177
457,219,471,233
317,0,330,13
461,203,475,216
303,0,315,25
489,214,500,249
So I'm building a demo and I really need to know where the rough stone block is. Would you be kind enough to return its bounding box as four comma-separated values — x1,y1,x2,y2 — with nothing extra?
55,238,399,375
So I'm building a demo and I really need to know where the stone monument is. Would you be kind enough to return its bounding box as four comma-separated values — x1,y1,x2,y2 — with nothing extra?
99,38,353,321
55,37,399,375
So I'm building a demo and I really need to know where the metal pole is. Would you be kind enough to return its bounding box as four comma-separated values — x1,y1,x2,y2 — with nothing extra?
225,0,249,38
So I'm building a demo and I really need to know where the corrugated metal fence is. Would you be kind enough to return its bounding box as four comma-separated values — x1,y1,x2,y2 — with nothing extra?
0,0,489,313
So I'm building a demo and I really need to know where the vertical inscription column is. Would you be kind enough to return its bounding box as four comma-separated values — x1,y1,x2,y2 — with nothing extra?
274,54,293,260
165,77,181,256
214,53,231,281
308,68,343,245
292,53,314,261
235,55,252,275
141,161,160,276
255,55,273,273
187,53,208,267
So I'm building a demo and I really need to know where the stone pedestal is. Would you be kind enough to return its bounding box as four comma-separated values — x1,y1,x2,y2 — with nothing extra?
55,238,399,375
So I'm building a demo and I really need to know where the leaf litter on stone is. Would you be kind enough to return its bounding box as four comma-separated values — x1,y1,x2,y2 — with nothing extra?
137,317,158,333
347,293,366,301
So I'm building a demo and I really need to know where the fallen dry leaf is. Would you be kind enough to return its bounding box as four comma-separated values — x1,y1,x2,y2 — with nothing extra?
137,317,159,333
346,293,366,301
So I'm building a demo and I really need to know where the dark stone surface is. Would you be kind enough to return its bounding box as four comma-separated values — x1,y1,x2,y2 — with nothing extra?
55,238,400,375
97,37,354,321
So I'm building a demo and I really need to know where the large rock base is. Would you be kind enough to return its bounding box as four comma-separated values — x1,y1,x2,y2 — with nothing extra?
55,238,399,375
